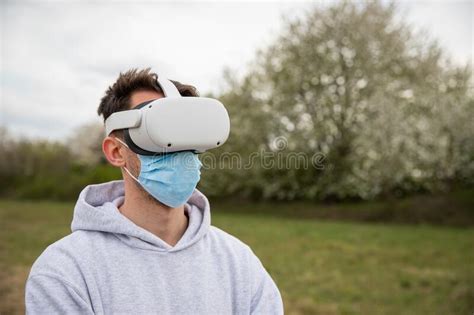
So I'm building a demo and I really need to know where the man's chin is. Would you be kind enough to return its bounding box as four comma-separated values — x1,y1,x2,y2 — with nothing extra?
137,182,173,209
143,189,171,208
124,174,175,209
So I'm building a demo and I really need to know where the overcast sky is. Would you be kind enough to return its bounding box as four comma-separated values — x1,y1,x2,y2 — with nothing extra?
1,0,472,141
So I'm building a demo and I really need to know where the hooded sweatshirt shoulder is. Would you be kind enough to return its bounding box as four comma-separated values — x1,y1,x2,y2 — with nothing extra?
25,180,283,315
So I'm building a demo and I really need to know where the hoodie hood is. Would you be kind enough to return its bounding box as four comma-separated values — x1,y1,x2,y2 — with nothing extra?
71,180,211,252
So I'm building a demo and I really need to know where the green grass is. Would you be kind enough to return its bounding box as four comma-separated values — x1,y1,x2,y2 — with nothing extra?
1,199,473,315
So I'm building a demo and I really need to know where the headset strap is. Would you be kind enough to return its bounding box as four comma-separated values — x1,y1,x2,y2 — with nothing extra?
157,76,181,98
104,110,141,136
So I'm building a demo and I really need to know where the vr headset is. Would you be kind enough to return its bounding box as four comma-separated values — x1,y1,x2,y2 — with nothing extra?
105,76,230,155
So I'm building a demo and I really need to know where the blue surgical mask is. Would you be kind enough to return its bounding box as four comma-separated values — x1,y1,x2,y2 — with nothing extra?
116,138,202,208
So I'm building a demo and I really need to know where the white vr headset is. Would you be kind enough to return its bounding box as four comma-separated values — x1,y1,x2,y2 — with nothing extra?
105,76,230,155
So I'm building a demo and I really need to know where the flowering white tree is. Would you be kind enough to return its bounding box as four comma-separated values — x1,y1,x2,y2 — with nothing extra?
200,1,474,200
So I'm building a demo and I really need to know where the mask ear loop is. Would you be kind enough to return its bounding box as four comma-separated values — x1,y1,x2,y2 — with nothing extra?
115,137,141,184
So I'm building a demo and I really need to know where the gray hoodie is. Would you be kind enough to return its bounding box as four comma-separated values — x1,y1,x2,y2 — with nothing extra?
25,180,284,314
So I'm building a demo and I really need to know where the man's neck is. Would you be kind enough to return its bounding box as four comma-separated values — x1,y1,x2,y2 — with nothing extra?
118,179,189,247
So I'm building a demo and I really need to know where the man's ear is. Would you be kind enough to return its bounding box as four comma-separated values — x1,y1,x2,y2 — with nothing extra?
102,136,127,167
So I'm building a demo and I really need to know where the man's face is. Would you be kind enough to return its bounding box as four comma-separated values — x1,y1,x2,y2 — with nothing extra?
120,89,164,179
129,90,163,110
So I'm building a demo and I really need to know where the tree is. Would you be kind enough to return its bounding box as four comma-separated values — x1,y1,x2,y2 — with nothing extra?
67,122,105,165
204,0,473,200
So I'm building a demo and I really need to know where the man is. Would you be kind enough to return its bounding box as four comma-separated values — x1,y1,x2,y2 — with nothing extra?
25,68,284,314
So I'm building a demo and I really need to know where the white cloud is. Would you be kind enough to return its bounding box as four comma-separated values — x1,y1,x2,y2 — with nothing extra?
399,0,473,65
1,1,310,140
1,1,471,140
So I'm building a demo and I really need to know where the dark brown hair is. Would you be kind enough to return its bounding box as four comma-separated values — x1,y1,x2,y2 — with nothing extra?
97,68,199,122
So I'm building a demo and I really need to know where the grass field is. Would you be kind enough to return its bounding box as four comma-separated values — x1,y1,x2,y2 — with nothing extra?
1,198,473,315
